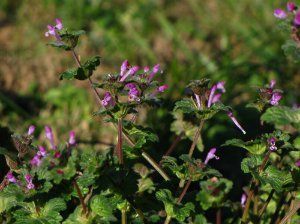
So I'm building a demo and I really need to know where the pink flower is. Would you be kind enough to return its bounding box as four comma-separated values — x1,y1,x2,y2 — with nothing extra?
68,131,76,145
295,160,300,167
30,154,42,167
25,174,35,190
287,2,296,12
269,79,276,89
45,126,56,150
45,18,63,40
241,193,247,207
204,148,219,164
157,84,168,93
101,92,115,108
274,9,287,19
143,66,150,72
27,125,36,136
227,111,246,134
267,137,277,151
37,146,47,157
54,151,61,158
119,65,139,82
7,172,17,183
270,92,282,105
294,10,300,25
120,60,130,77
211,93,222,104
207,81,225,108
148,64,161,82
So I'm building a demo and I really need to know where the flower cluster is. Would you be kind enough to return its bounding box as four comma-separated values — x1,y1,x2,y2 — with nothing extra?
45,18,63,41
274,2,298,22
7,125,76,190
259,80,282,106
267,137,277,151
101,60,168,109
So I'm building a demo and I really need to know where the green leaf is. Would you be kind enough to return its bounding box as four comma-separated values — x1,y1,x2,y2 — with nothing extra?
59,67,87,80
282,39,300,62
90,195,117,222
258,166,293,192
124,122,158,148
174,99,197,114
83,56,101,72
196,178,232,210
63,206,92,224
241,155,263,174
223,138,266,155
194,214,208,224
261,106,300,129
47,41,72,51
156,189,194,222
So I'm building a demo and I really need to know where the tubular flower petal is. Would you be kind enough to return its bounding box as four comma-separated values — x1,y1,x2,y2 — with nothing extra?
68,131,76,145
101,92,115,108
227,112,246,134
270,92,282,105
27,125,36,136
204,148,220,164
45,126,56,150
241,193,247,207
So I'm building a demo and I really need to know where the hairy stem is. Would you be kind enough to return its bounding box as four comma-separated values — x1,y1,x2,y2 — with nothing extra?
278,199,300,224
177,179,192,204
142,151,170,181
121,209,127,224
116,118,124,164
270,192,287,224
164,215,172,224
159,132,184,165
73,180,87,215
258,189,275,220
241,150,271,222
188,120,204,157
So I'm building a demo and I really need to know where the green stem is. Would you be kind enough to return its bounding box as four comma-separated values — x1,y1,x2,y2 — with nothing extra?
164,215,172,224
188,120,204,157
142,151,170,181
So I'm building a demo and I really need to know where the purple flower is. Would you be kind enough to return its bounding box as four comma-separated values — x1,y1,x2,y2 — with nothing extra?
270,92,282,105
37,146,47,157
207,81,225,108
25,174,35,190
294,10,300,25
274,9,287,19
125,83,141,102
211,93,222,104
267,137,277,151
27,125,35,136
204,148,220,164
120,65,139,82
101,92,115,108
45,18,63,40
148,64,161,82
30,154,42,167
120,60,130,77
287,2,296,12
295,160,300,167
68,131,76,146
144,66,150,72
45,126,56,150
241,193,247,208
157,84,168,93
269,79,276,89
227,112,246,134
7,172,17,183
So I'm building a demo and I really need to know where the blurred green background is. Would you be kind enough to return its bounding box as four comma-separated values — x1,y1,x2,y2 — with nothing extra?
0,0,299,190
